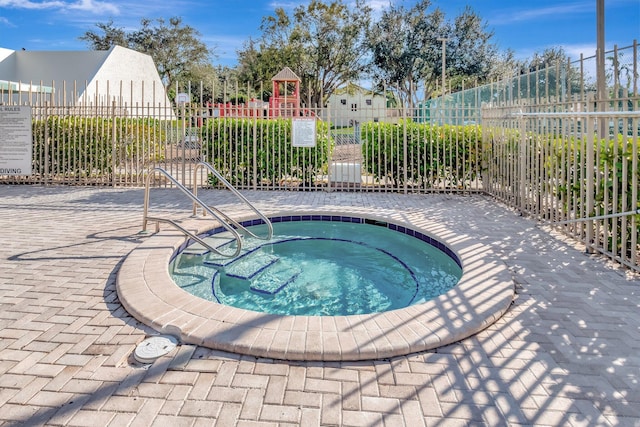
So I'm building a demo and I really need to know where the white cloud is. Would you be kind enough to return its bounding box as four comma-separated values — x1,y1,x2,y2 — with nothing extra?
564,43,597,61
0,0,119,14
489,2,592,25
0,0,66,9
268,1,299,10
68,0,119,14
0,16,15,26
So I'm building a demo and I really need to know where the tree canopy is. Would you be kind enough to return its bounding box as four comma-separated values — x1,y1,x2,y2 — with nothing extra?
366,0,444,107
79,17,213,89
366,0,500,107
236,0,372,107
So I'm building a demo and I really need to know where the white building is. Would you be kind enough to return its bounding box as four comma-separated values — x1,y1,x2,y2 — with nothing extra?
0,46,172,117
324,83,394,127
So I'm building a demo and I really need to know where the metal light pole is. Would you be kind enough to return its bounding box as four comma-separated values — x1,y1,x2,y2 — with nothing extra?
437,37,447,96
437,37,447,125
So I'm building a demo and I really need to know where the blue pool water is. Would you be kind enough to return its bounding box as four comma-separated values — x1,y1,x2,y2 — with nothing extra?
169,218,462,316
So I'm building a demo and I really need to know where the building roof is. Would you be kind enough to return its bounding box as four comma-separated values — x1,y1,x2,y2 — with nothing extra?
332,82,384,97
0,48,111,84
0,45,171,115
272,67,301,82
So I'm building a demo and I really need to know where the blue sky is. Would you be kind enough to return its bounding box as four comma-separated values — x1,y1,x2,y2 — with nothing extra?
0,0,638,67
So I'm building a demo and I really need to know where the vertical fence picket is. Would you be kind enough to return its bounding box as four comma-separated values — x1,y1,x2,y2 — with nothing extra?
585,98,596,253
631,114,639,267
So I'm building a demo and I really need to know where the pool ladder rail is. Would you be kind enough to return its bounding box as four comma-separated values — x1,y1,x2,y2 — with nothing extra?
142,163,273,259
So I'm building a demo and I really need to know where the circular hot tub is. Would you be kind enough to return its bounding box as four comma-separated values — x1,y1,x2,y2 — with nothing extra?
117,210,514,361
170,216,462,316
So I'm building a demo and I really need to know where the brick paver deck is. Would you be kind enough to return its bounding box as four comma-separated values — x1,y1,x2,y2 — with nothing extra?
1,186,638,426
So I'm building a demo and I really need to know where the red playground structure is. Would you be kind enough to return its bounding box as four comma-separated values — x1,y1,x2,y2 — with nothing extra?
207,67,312,119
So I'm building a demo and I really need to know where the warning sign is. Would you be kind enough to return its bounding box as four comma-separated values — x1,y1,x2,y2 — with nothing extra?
0,106,32,176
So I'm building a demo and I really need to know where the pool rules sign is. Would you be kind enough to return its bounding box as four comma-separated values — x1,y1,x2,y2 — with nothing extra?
0,106,32,176
291,117,316,147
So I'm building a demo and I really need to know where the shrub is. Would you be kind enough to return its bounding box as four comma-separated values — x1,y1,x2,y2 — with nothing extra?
360,120,482,189
32,117,165,178
202,117,333,188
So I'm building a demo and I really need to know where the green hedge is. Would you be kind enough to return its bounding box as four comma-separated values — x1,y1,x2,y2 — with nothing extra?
202,118,333,187
528,133,640,216
32,117,165,176
360,120,482,189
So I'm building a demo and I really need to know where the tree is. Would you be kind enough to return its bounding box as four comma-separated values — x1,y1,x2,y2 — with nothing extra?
79,19,127,50
366,1,499,107
517,47,584,99
236,0,372,107
79,17,213,89
447,7,498,90
526,47,568,72
486,49,524,82
291,0,372,107
236,37,302,102
366,0,445,107
173,63,221,104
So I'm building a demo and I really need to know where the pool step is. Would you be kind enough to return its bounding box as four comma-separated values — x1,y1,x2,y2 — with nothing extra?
224,251,280,280
196,234,305,300
249,265,301,295
213,258,302,299
182,234,238,256
203,235,279,266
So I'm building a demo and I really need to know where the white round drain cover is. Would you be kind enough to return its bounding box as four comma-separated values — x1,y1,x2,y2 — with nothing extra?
134,335,178,363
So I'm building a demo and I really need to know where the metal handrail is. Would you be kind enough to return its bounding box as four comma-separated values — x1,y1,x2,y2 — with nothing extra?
192,161,273,241
143,167,242,258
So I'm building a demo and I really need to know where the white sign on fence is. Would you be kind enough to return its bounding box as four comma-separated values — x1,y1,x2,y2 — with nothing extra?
176,93,190,104
0,106,32,176
292,117,317,147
